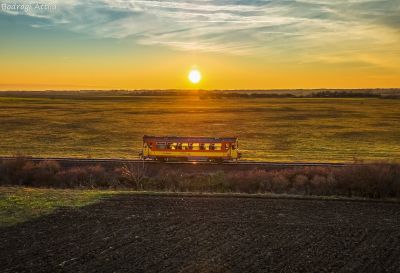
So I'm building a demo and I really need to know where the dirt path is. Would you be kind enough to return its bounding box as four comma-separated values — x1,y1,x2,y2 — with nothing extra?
1,195,400,273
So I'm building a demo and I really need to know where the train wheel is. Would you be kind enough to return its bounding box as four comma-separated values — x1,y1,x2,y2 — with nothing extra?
210,158,223,164
216,158,224,164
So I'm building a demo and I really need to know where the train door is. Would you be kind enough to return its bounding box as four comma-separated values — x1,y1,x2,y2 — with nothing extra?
223,142,231,159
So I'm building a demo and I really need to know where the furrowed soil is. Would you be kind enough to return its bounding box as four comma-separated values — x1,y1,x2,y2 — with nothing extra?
1,195,400,273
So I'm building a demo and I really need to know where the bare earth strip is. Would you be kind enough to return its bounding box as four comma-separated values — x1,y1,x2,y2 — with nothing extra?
1,195,400,273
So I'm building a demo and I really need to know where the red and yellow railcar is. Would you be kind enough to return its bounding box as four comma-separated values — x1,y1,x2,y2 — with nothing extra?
140,135,241,162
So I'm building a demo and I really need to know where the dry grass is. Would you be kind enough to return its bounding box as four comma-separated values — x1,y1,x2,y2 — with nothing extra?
0,93,400,162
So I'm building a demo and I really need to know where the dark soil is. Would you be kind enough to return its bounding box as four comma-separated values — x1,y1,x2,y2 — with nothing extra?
1,195,400,273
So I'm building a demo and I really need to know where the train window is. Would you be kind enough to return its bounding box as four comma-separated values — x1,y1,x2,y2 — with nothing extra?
188,143,194,150
156,142,166,149
214,143,222,150
224,143,229,150
176,143,183,150
200,143,205,150
167,143,176,150
192,143,200,150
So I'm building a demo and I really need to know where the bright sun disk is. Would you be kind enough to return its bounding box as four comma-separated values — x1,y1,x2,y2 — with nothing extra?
188,69,202,84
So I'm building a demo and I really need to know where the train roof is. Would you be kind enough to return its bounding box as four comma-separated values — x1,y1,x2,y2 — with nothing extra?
143,135,238,143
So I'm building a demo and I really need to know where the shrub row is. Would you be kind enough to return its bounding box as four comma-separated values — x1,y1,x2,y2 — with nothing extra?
0,157,399,199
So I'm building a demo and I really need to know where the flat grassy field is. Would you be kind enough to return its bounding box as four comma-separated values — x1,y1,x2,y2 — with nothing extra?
0,92,399,162
0,187,110,227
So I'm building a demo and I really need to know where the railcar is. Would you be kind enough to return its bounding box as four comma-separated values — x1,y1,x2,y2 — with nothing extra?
139,135,241,162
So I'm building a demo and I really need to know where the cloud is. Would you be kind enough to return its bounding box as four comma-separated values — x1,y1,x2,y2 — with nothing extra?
1,0,399,66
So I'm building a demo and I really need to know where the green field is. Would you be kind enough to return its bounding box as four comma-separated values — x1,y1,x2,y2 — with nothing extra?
1,92,399,162
0,187,109,227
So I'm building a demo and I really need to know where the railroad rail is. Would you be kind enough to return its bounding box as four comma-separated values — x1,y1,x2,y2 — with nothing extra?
0,156,363,167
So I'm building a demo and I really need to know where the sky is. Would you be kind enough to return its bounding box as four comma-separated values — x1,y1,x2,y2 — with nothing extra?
0,0,399,90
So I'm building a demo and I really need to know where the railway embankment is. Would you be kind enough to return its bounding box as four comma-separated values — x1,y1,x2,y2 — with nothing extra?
0,156,399,200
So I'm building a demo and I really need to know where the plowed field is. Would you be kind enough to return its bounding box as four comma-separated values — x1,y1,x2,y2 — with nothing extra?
1,195,400,273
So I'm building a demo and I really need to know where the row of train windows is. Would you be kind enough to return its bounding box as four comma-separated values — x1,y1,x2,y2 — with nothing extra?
146,142,237,151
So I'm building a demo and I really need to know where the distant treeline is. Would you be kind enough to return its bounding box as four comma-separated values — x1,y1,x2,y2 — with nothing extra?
0,89,400,99
200,90,400,99
307,91,399,99
199,92,297,99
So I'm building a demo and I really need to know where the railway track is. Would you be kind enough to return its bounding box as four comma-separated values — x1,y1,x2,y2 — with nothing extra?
0,156,362,167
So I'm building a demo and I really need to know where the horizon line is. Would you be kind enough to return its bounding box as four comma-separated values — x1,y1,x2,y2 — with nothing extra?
1,88,400,92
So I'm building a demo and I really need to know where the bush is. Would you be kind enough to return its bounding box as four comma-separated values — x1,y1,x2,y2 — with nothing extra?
0,156,32,185
54,167,87,188
333,163,400,198
292,174,309,194
32,160,61,187
0,157,399,199
116,164,147,190
55,165,108,188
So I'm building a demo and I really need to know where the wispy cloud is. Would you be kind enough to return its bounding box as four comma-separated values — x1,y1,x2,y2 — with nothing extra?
1,0,399,66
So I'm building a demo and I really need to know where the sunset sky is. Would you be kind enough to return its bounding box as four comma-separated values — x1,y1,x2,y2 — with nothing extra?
1,0,399,90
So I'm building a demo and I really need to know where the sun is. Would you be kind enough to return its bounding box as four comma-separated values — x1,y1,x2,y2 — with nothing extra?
188,69,202,84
